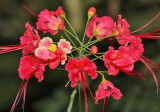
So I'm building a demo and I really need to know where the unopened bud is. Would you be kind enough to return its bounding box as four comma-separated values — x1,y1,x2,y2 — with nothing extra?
88,7,96,19
59,23,65,30
114,26,125,37
90,45,98,54
57,7,66,19
50,11,55,16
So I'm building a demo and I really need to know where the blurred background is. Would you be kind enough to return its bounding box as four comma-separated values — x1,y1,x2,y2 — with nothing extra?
0,0,160,112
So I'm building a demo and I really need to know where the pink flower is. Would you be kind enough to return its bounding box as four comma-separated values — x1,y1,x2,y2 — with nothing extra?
86,15,115,39
35,37,71,68
103,46,134,76
95,80,122,104
36,8,65,35
65,56,98,112
0,22,40,55
58,39,72,54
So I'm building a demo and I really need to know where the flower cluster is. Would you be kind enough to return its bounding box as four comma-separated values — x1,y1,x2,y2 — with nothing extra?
0,6,160,112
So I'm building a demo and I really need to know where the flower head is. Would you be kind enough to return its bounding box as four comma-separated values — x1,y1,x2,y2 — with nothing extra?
65,57,97,112
0,22,40,55
18,55,45,82
35,37,71,68
65,56,98,87
103,46,134,76
20,22,41,55
36,8,65,35
86,15,115,39
95,79,122,104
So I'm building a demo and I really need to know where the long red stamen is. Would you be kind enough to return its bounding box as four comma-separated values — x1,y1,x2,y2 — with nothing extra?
141,28,160,34
10,71,34,112
142,56,160,69
10,80,28,112
140,57,160,95
104,98,107,111
85,81,95,100
111,62,146,79
81,72,88,112
103,99,105,112
135,35,160,39
98,100,103,112
82,81,87,112
0,44,23,54
21,5,38,17
131,12,160,33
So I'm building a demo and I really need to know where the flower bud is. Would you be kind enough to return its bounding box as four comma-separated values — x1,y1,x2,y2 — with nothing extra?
114,26,125,37
50,11,55,16
57,7,66,19
88,7,96,19
90,45,98,54
59,23,65,30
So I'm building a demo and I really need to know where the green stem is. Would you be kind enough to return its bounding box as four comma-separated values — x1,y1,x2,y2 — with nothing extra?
64,32,76,47
67,89,77,112
83,49,103,61
85,33,114,47
97,71,108,73
96,52,106,54
91,55,103,61
97,71,106,81
82,18,90,44
64,32,80,55
87,33,95,44
65,80,71,87
64,29,82,45
79,83,82,112
64,17,79,40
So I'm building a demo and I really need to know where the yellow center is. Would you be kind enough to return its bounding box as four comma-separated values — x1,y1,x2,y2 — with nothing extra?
48,44,57,52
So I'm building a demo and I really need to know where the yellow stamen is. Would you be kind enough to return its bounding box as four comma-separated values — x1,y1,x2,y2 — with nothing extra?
48,44,57,52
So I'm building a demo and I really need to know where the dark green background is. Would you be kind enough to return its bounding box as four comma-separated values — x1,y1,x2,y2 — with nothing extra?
0,0,160,112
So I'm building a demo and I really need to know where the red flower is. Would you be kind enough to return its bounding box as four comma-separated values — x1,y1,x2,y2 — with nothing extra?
95,79,122,104
11,55,45,112
103,46,135,76
36,8,65,35
65,56,98,112
86,15,115,39
18,55,45,82
20,22,40,55
0,22,40,55
127,37,160,94
106,34,160,94
115,14,160,45
65,56,97,87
